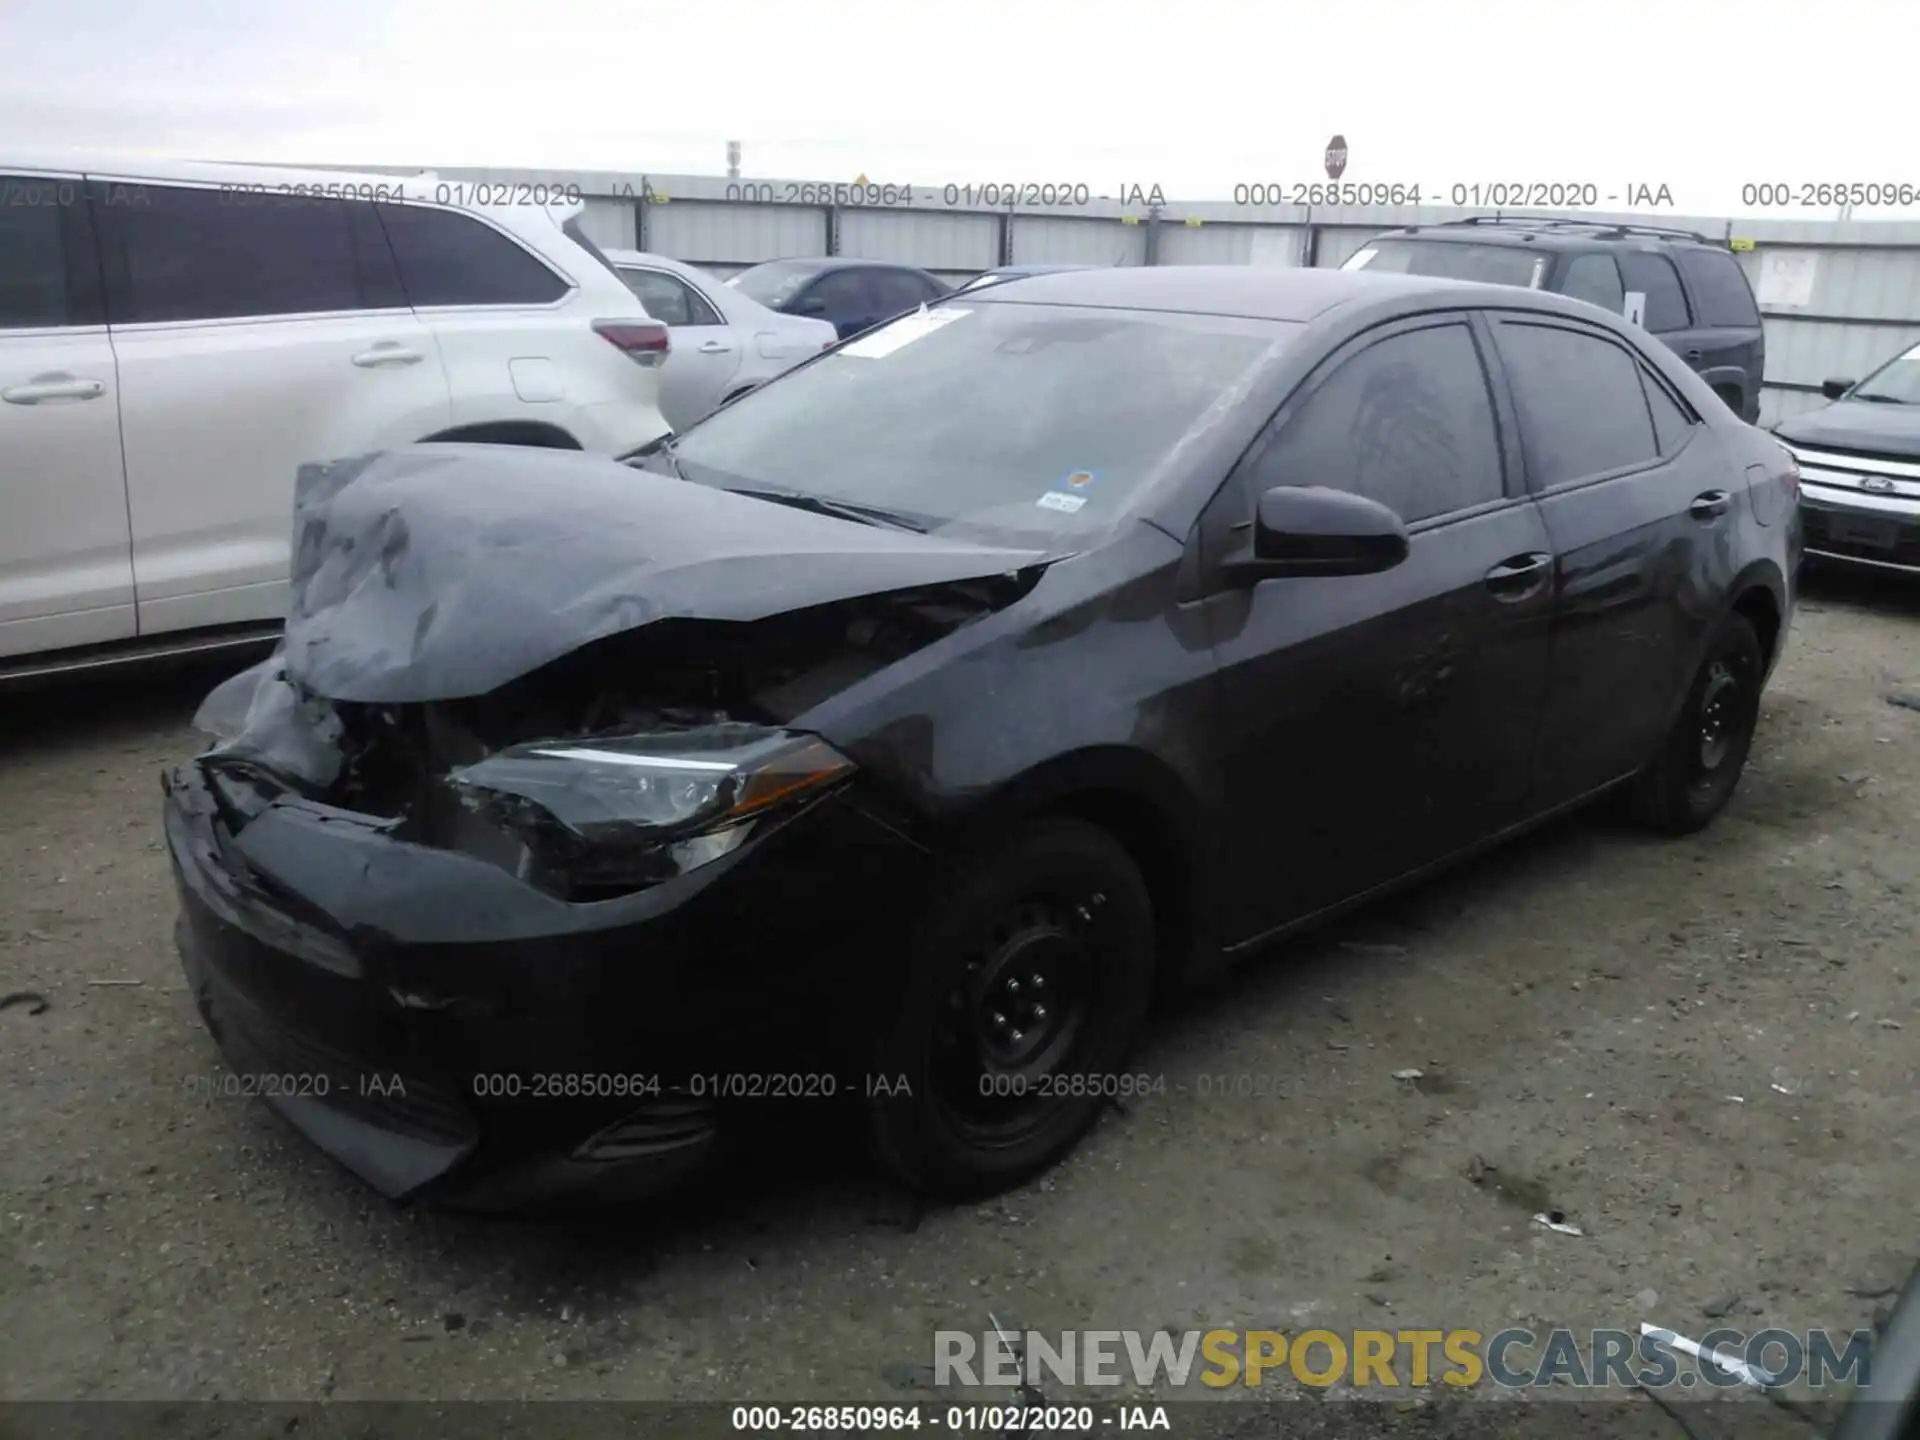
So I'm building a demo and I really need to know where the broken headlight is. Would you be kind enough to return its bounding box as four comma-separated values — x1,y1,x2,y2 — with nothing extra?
441,723,854,900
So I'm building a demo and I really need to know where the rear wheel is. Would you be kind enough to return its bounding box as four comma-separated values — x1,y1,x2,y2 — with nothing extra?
866,818,1155,1198
1628,612,1764,834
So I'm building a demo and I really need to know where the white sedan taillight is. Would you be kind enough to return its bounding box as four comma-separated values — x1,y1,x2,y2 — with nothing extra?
593,319,671,368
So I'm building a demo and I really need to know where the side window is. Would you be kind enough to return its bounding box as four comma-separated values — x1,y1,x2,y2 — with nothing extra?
873,271,931,316
1494,321,1660,487
1558,254,1625,315
681,283,722,326
1617,252,1692,333
1674,248,1762,328
1255,322,1505,525
806,270,874,315
374,203,567,307
0,178,90,328
1641,368,1698,456
619,268,693,326
98,185,384,324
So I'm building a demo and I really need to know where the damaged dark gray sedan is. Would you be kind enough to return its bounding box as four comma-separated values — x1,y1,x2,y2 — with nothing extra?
164,267,1799,1208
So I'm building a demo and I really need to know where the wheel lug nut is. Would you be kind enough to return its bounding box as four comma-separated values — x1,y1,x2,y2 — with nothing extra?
1007,978,1020,994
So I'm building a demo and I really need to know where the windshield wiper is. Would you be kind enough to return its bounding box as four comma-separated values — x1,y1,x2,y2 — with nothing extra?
724,487,928,533
1853,392,1911,405
624,432,684,475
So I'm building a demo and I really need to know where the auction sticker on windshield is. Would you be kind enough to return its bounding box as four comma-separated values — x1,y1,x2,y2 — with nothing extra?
843,306,971,359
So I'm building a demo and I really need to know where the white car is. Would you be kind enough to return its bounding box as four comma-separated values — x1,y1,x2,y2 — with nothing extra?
602,248,837,431
0,152,672,680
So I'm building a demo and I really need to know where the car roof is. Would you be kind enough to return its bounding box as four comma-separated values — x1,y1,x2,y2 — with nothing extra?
987,264,1101,275
958,263,1548,321
3,149,579,223
1366,217,1723,251
738,256,932,276
601,248,703,277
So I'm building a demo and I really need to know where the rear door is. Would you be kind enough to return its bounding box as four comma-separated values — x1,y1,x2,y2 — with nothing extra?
1200,314,1555,944
1555,252,1628,320
1484,314,1734,805
95,181,452,636
0,172,135,660
617,264,742,429
1670,246,1765,422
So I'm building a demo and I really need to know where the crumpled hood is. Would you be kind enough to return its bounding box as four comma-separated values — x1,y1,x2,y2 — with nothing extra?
280,445,1049,703
1775,401,1920,461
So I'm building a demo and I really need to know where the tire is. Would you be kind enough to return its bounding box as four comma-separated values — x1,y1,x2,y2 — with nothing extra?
1628,612,1764,834
866,818,1156,1198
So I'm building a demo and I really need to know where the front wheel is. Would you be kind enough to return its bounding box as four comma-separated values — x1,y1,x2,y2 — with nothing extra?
1628,611,1764,834
866,818,1155,1198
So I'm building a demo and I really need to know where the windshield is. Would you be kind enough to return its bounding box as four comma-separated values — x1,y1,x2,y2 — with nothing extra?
668,301,1297,545
1346,239,1547,288
1850,343,1920,404
729,259,826,309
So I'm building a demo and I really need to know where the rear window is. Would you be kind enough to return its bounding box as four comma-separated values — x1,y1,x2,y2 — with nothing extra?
1674,247,1761,328
670,302,1299,544
730,260,826,309
1345,239,1546,288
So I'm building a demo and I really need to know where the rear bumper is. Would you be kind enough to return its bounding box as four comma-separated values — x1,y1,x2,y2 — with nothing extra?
163,760,929,1208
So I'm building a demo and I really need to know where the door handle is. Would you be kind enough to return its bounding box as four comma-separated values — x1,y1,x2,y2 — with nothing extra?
1688,490,1732,520
351,345,424,368
3,375,106,404
1483,552,1552,598
696,340,733,354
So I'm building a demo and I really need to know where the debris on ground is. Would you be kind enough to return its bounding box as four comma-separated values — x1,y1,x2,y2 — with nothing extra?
1532,1212,1584,1237
0,991,50,1016
1391,1068,1424,1082
1340,941,1409,958
1639,1323,1773,1389
1701,1295,1741,1319
1885,692,1920,712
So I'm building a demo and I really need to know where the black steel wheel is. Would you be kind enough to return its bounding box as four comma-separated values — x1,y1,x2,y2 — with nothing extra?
1630,611,1765,835
867,818,1155,1198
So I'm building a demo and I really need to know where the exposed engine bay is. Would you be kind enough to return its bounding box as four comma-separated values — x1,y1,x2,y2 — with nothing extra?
203,575,1034,829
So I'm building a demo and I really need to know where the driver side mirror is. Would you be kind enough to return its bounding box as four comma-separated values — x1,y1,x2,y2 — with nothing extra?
793,296,828,317
1822,376,1857,400
1222,486,1410,584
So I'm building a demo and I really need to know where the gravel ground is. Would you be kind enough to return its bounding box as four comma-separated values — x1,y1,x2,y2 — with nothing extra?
2,570,1915,1422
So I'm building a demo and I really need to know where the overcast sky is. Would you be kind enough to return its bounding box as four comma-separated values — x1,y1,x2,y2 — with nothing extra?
4,0,1913,218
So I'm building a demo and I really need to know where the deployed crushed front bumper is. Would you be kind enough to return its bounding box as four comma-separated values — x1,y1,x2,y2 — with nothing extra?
163,760,927,1208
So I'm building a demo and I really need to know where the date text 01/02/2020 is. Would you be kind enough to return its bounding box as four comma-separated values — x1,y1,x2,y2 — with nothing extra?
1231,182,1677,208
720,182,1168,208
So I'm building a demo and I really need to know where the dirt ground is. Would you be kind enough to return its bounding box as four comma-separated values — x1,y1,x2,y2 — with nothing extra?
1,569,1915,1422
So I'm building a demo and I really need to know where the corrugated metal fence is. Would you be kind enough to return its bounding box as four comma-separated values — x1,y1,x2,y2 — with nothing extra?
417,166,1920,429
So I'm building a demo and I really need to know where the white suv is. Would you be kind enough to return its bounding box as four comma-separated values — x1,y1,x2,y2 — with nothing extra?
0,153,671,680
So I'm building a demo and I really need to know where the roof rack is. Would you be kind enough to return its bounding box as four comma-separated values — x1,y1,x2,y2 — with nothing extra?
1428,215,1718,246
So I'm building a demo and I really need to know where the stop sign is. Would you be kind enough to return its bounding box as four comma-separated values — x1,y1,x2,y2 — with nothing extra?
1325,135,1348,180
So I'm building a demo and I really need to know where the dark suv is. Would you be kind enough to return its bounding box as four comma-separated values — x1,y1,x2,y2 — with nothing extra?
1344,218,1766,424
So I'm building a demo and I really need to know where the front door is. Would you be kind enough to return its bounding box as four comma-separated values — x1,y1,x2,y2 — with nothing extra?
0,172,135,661
1201,315,1556,946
